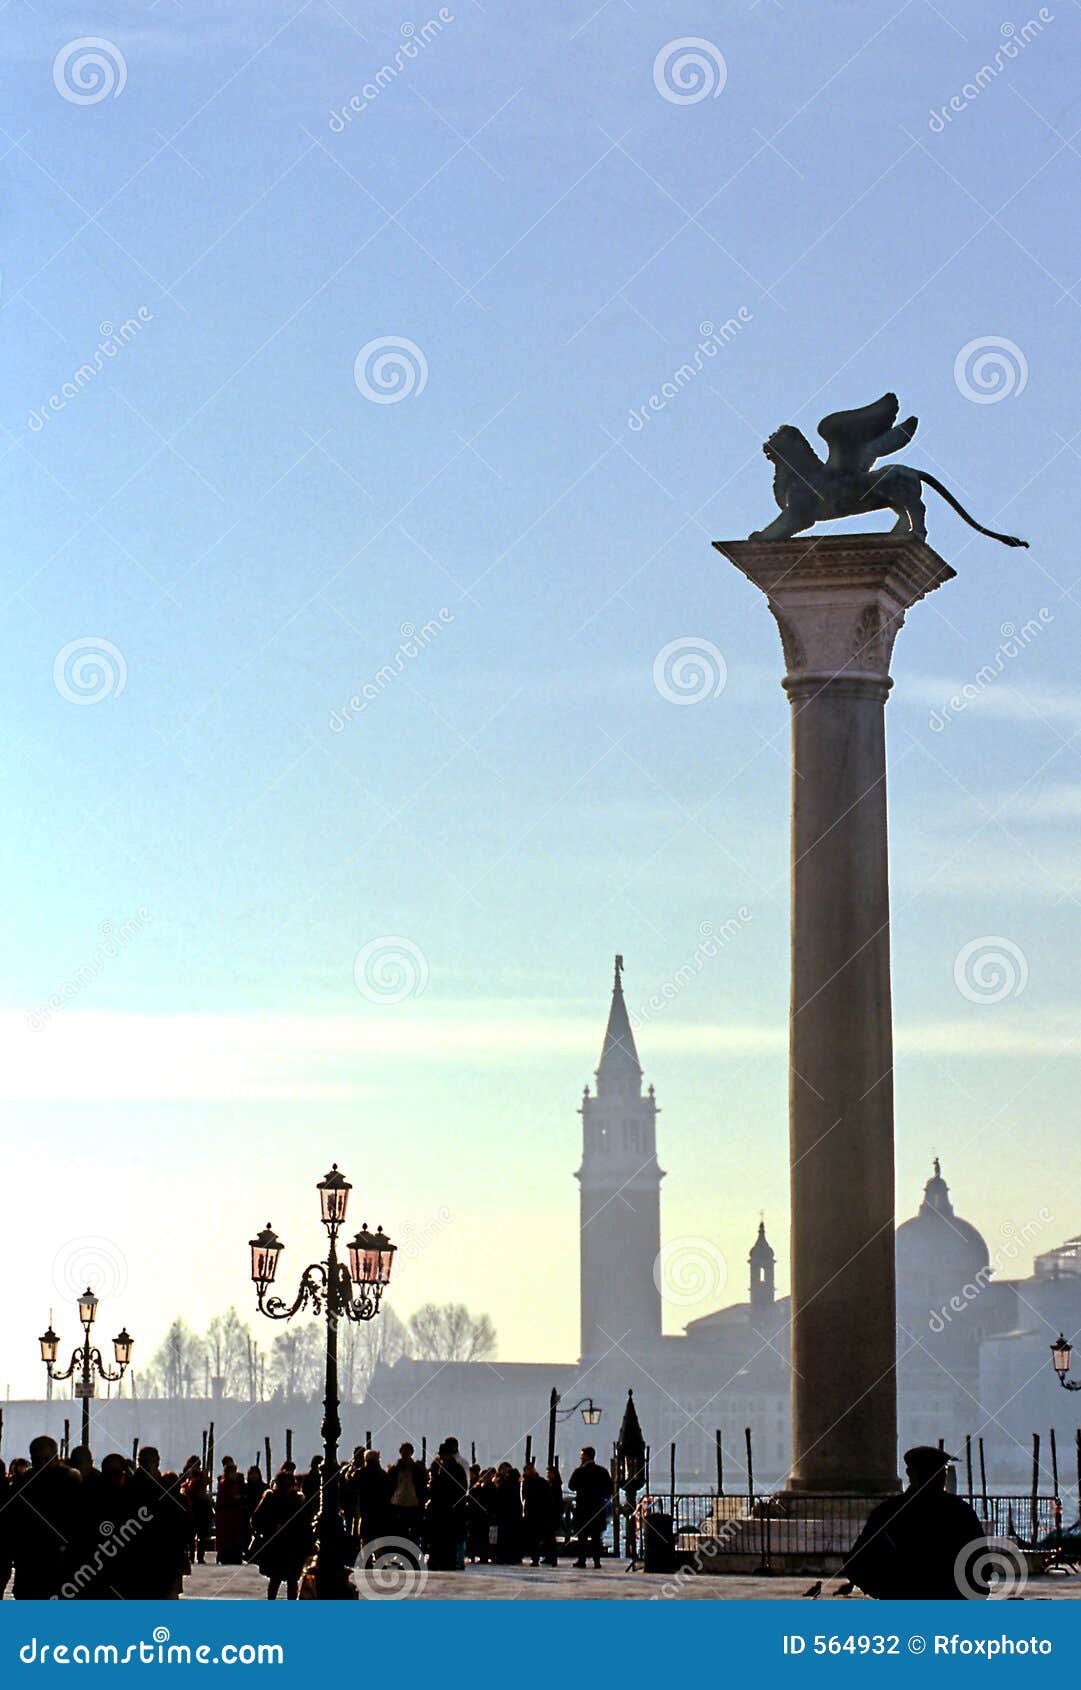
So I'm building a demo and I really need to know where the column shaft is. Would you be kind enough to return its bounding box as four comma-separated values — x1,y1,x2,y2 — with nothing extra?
713,534,956,1496
786,676,896,1493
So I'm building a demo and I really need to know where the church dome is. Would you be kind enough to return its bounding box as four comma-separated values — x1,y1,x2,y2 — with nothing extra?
896,1160,989,1309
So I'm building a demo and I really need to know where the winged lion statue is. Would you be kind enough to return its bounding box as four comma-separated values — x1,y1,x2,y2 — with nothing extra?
749,393,1027,548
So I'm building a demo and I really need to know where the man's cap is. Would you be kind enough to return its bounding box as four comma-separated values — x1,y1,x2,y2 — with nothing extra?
904,1444,957,1471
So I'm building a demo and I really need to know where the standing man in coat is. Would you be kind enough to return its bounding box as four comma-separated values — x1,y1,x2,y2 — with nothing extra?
385,1442,427,1549
568,1445,612,1569
8,1436,82,1599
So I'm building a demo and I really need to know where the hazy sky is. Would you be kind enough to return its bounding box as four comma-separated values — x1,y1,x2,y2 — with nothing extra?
3,0,1080,1395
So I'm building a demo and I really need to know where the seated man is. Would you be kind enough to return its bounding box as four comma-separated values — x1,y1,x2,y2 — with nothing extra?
844,1446,988,1600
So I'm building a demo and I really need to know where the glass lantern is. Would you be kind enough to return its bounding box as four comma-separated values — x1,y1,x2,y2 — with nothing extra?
581,1400,602,1426
78,1288,99,1327
113,1328,134,1369
317,1164,352,1227
1051,1333,1073,1376
249,1224,283,1290
39,1324,60,1365
347,1223,396,1288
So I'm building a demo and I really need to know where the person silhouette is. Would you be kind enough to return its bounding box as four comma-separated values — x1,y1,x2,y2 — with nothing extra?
843,1446,987,1599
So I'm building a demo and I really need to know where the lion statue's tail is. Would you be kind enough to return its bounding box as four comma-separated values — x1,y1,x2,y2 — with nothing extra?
918,472,1029,548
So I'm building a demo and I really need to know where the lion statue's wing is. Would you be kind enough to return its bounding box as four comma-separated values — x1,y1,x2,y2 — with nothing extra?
817,393,903,472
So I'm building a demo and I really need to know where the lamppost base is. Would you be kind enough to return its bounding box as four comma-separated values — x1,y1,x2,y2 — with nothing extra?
313,1555,357,1600
313,1525,357,1600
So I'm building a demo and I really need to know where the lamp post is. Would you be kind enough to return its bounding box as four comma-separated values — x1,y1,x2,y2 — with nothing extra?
39,1289,133,1453
249,1164,396,1600
546,1388,602,1471
1050,1334,1081,1390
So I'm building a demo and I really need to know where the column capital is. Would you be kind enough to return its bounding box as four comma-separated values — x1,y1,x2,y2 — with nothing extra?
713,533,955,694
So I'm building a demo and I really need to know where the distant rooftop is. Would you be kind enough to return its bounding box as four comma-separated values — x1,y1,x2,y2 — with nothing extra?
1034,1236,1081,1279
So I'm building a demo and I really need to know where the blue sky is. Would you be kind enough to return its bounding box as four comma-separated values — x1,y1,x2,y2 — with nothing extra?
2,0,1080,1393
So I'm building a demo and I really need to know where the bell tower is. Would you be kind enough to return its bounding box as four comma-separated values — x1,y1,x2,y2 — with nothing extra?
577,956,664,1361
749,1218,776,1310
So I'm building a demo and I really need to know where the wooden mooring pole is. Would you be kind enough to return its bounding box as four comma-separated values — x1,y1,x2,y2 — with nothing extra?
1031,1433,1041,1544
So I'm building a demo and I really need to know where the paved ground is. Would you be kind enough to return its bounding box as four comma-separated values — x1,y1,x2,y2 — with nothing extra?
184,1560,827,1599
183,1561,1081,1601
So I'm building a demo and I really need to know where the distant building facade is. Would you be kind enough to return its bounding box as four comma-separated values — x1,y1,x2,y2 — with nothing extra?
367,960,1080,1494
370,957,791,1485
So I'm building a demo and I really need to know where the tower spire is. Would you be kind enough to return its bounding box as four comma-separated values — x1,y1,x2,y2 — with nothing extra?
577,955,663,1360
597,952,641,1091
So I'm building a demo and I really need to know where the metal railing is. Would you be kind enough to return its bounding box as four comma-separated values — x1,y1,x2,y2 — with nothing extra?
643,1492,1063,1571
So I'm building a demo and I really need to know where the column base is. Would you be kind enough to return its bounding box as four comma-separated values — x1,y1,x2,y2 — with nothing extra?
785,1477,901,1498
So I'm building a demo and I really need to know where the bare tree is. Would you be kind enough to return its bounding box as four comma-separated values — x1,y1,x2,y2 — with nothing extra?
405,1302,497,1363
140,1299,479,1402
340,1305,407,1401
204,1308,252,1398
146,1319,207,1398
268,1324,323,1399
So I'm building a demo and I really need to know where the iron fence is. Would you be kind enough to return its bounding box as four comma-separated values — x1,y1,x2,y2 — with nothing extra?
643,1491,1063,1572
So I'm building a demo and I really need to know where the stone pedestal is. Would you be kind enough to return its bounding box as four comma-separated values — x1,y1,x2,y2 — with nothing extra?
712,534,955,1494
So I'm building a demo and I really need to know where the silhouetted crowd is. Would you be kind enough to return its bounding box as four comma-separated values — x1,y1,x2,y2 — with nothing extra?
344,1438,614,1576
0,1435,614,1600
0,1438,218,1600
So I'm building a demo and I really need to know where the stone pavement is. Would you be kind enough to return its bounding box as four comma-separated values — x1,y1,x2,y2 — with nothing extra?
182,1561,1081,1601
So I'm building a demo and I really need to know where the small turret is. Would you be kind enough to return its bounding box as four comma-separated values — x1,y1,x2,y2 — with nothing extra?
749,1218,776,1309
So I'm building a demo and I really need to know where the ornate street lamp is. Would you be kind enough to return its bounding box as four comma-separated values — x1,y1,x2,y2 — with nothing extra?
546,1389,603,1470
249,1164,396,1599
39,1288,133,1452
1050,1333,1081,1390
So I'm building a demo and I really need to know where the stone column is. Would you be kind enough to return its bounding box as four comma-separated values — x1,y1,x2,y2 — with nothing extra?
712,534,955,1494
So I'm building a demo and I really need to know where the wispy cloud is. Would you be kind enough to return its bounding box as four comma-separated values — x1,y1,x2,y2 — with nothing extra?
903,673,1081,727
3,1007,1077,1101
